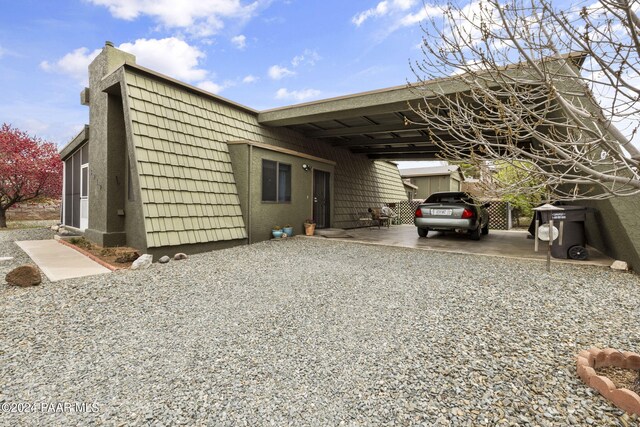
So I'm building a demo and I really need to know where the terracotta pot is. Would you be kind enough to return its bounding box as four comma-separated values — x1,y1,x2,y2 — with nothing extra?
304,223,316,236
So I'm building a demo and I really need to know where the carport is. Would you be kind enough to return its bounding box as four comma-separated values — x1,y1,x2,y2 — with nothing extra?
259,80,582,264
259,70,627,270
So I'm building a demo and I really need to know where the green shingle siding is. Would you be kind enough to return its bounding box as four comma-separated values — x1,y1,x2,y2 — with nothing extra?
125,70,247,248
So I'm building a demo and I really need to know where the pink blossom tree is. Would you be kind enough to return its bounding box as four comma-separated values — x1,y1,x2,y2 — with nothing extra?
0,123,62,227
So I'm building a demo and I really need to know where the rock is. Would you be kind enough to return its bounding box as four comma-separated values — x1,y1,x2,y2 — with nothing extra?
610,260,629,271
158,256,170,264
5,264,42,286
115,251,140,264
174,253,188,261
131,254,153,270
0,257,14,262
51,225,60,232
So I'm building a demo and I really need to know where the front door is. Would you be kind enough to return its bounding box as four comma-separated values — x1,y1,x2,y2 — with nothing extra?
313,170,330,229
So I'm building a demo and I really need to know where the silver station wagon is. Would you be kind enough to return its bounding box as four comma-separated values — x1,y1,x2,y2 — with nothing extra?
414,192,490,240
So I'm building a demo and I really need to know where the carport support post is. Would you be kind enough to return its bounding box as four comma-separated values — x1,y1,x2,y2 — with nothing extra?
547,219,554,273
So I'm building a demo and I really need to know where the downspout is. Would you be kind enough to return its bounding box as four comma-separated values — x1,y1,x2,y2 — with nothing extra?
247,144,252,244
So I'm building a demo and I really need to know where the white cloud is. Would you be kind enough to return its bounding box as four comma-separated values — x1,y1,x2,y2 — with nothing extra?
351,0,442,38
352,1,390,26
87,0,263,37
398,6,439,27
352,0,416,26
242,74,258,83
275,88,321,101
291,49,320,67
118,38,207,82
231,34,247,50
41,38,209,85
40,47,101,85
231,34,247,49
197,80,224,94
268,64,295,80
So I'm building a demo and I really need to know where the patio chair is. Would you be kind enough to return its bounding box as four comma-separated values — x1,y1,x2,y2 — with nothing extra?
369,207,390,229
354,209,373,228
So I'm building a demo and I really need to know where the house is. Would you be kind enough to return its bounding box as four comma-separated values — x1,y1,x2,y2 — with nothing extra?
400,165,464,199
59,43,410,256
402,180,418,200
59,43,640,273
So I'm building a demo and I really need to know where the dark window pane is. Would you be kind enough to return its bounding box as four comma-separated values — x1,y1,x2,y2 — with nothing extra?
64,159,73,225
72,152,80,228
278,163,291,202
262,160,277,202
81,167,88,198
81,143,89,165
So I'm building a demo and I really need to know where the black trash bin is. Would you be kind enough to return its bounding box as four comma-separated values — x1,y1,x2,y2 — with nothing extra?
538,206,589,260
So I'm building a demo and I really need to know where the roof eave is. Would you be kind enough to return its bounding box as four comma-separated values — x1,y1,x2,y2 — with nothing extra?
59,125,89,160
120,63,259,116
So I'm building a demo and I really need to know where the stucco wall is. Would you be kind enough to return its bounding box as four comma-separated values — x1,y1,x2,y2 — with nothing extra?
84,46,135,247
229,143,335,242
574,196,640,272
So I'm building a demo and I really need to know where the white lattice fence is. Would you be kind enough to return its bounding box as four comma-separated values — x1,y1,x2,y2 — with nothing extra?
385,201,422,224
487,201,512,230
386,200,512,229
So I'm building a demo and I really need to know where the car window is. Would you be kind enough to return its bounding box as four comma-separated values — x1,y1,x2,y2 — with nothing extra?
425,193,469,204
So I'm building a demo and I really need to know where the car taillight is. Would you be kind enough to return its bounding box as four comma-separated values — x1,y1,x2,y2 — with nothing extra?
415,208,423,217
461,208,474,219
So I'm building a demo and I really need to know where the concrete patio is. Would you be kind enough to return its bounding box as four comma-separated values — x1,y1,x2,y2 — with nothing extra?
313,224,613,268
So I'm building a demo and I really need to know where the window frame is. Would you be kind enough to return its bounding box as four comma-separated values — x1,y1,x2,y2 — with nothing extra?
261,159,292,204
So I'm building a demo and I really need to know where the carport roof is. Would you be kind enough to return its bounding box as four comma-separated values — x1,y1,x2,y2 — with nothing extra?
258,83,442,161
258,52,587,161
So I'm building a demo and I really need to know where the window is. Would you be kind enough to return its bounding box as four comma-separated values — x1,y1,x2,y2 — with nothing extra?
81,165,88,198
262,160,291,202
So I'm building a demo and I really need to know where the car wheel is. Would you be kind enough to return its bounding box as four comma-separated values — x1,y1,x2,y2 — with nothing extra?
469,226,481,240
481,223,489,235
417,227,428,237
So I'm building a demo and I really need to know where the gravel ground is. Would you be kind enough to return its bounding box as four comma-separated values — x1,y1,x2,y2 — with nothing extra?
4,220,58,230
2,231,640,426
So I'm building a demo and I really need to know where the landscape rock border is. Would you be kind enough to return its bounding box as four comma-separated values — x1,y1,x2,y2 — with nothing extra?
577,347,640,415
55,237,121,271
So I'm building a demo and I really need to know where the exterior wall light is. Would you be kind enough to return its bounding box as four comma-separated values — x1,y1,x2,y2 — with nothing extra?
302,164,311,171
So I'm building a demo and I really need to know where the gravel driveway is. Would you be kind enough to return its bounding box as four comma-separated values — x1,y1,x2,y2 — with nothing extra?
2,228,639,426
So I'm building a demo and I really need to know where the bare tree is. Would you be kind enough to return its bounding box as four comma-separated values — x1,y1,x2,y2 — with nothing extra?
410,0,640,201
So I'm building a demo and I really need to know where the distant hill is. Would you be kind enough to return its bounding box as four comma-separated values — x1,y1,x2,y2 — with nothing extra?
7,198,61,221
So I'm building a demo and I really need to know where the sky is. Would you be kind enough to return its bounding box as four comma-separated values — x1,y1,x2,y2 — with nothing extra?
0,0,437,157
1,0,636,170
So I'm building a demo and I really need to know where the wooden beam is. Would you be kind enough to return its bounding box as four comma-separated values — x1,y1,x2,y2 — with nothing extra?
331,135,446,147
351,146,441,155
367,153,442,160
227,140,336,165
306,122,429,138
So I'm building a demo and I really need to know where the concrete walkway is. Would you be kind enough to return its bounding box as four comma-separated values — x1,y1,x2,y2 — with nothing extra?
15,240,111,282
312,225,613,268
